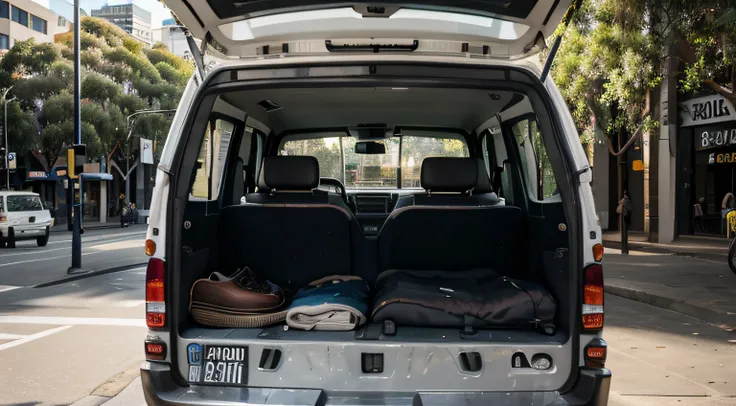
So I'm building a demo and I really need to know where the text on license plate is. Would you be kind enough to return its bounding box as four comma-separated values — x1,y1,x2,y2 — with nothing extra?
186,344,248,385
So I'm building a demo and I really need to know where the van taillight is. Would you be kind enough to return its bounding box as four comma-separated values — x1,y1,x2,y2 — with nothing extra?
582,263,604,330
146,258,166,329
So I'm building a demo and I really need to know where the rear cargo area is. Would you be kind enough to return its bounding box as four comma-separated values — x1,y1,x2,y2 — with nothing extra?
169,79,577,393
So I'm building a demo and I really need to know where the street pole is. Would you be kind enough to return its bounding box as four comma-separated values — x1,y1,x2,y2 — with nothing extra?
70,0,83,272
2,86,13,190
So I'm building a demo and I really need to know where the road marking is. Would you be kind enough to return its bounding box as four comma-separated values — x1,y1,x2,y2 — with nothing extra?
0,333,27,340
0,248,136,268
89,240,145,251
0,315,146,327
0,285,21,293
0,247,70,258
0,325,72,352
116,300,145,308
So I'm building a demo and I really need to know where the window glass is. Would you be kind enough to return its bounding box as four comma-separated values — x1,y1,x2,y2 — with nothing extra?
511,117,558,201
11,6,28,26
344,137,400,188
190,118,234,200
0,34,8,50
400,135,468,188
0,2,9,19
31,15,46,34
281,137,343,181
281,136,402,188
7,195,44,212
281,134,466,189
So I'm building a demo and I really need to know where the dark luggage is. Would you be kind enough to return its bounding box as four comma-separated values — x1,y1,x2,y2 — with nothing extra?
371,269,556,332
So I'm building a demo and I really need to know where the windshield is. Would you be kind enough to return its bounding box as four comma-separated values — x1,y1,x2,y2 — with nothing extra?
280,133,469,189
6,195,44,212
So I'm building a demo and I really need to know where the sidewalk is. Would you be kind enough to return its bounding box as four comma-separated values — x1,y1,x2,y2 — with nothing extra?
603,230,729,259
602,231,736,329
51,217,144,233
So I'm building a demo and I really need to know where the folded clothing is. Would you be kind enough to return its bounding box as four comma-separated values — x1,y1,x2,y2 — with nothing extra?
286,275,370,331
190,267,287,328
371,269,556,330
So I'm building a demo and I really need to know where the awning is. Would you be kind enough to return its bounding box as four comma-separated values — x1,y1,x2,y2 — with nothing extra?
80,173,113,181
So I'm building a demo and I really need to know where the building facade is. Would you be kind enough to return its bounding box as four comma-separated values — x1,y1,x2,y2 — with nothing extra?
0,0,66,49
91,3,152,47
152,21,190,59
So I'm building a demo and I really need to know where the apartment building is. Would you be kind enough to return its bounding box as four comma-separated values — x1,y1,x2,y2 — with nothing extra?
0,0,64,49
91,3,152,47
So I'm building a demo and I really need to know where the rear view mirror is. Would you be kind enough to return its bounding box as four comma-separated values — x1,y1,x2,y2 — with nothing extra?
355,141,386,154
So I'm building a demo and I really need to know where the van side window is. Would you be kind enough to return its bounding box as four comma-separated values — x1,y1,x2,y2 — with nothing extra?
190,117,235,200
511,117,558,201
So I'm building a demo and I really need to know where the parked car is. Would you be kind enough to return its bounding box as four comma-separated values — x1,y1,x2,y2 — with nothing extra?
142,1,609,405
0,191,52,248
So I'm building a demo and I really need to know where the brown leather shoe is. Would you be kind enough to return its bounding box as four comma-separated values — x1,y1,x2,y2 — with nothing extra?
190,268,287,328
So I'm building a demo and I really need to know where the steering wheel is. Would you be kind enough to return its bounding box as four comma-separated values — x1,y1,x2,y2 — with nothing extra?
319,177,348,205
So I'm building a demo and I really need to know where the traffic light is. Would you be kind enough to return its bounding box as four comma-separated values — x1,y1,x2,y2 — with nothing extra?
67,144,86,179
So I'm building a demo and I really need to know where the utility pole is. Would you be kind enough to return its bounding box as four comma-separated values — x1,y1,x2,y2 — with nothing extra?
2,86,13,190
68,0,84,273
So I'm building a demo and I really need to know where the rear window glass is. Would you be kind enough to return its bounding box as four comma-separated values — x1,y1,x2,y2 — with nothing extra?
6,195,44,212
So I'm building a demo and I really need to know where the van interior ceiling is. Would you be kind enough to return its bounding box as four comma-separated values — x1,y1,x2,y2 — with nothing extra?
177,83,572,336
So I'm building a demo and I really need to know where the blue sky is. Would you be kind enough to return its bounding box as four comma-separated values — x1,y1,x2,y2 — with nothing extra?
34,0,173,28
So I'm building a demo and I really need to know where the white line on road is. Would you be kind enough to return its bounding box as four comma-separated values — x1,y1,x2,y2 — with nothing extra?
0,325,72,352
0,285,22,293
0,248,135,268
116,300,145,308
0,333,27,339
0,315,146,327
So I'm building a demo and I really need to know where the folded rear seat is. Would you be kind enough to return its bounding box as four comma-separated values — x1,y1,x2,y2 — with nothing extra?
374,158,555,331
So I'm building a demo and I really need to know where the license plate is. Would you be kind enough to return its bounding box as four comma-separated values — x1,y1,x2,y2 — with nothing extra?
186,344,248,386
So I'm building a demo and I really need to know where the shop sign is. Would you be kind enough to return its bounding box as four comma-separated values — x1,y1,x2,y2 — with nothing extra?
708,151,736,165
28,171,47,179
694,123,736,151
681,95,736,127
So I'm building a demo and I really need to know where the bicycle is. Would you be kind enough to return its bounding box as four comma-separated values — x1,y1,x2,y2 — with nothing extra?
727,211,736,274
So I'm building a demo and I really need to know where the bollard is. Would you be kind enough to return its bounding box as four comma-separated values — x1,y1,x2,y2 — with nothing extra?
621,211,629,255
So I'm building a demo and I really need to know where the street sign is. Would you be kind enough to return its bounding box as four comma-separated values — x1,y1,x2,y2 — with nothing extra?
7,152,15,170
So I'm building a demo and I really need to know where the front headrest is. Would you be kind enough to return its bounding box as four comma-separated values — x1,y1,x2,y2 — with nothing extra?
420,157,477,193
475,158,493,194
263,156,319,190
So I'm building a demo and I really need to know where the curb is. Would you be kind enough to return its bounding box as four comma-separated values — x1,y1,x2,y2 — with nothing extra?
603,240,728,260
605,284,736,329
33,263,148,288
50,224,143,233
70,363,142,406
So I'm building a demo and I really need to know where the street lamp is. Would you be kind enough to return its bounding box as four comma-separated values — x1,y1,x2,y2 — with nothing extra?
2,86,14,190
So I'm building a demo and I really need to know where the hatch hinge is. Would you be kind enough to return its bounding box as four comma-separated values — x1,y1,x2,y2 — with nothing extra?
182,27,205,80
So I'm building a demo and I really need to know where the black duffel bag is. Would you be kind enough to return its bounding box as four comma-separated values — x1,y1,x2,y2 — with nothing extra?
371,269,556,333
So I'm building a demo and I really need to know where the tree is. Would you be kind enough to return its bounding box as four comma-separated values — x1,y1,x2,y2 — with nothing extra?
0,16,192,172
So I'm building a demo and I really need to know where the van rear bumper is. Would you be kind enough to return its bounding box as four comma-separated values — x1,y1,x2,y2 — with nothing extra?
141,362,611,406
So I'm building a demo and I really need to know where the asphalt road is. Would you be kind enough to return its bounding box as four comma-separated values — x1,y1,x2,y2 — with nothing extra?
0,226,149,287
0,239,734,405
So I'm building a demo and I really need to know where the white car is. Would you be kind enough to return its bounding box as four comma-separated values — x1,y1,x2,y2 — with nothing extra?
0,191,52,248
142,1,609,405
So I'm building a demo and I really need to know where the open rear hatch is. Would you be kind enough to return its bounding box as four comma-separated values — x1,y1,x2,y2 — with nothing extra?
163,0,573,64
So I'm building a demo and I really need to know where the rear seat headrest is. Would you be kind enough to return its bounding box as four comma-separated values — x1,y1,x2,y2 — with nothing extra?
420,157,477,193
263,156,319,191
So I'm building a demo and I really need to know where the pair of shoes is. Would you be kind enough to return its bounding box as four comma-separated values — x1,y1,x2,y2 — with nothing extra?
190,267,287,328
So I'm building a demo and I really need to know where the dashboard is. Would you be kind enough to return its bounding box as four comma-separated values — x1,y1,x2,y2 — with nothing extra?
348,191,409,236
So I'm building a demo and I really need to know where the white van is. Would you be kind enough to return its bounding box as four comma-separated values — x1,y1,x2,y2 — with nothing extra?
0,191,52,248
141,1,609,405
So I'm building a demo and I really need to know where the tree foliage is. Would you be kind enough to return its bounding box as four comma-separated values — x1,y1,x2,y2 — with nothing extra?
0,17,191,171
553,0,736,155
